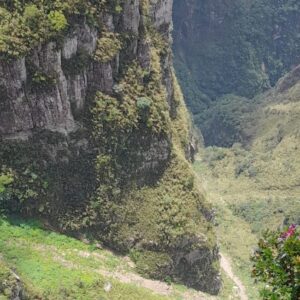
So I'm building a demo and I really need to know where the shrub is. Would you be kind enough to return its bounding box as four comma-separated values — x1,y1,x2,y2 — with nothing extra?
32,71,57,88
114,5,122,14
0,171,13,212
251,225,300,299
0,172,13,194
23,4,43,29
48,11,67,32
130,250,172,280
137,97,152,111
93,32,122,63
0,1,108,58
202,147,227,166
137,97,152,121
234,154,256,177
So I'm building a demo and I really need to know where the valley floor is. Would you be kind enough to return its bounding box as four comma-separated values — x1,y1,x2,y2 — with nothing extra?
194,144,300,299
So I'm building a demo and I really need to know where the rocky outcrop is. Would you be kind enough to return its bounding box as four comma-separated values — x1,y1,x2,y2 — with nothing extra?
174,245,220,293
0,0,221,295
276,64,300,93
0,1,176,180
0,23,104,137
150,0,173,30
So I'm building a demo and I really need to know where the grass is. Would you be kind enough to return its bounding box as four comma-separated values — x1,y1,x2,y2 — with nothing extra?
0,217,171,300
192,78,300,299
0,216,245,300
194,159,261,299
194,143,300,298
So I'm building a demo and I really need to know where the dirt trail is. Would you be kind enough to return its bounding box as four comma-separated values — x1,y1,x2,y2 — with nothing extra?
220,253,248,300
41,244,208,299
33,241,246,299
99,269,208,300
100,269,173,296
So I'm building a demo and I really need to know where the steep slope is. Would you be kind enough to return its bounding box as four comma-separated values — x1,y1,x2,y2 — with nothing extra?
205,64,300,229
0,217,251,300
173,0,300,146
193,66,300,298
0,217,198,300
0,0,220,294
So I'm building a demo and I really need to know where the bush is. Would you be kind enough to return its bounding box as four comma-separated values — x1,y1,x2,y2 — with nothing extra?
129,249,173,280
251,225,300,299
202,147,227,166
23,4,43,29
0,172,13,194
137,97,152,121
137,97,152,111
0,171,13,212
0,1,107,58
48,11,67,32
93,32,122,63
31,70,57,90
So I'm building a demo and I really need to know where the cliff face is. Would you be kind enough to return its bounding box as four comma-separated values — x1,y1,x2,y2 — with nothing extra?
0,0,220,295
0,1,173,138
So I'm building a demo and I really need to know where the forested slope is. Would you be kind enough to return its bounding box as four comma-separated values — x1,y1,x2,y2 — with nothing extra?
173,0,300,146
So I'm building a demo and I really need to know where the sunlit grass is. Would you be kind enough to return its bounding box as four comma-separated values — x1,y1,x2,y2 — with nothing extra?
0,217,172,300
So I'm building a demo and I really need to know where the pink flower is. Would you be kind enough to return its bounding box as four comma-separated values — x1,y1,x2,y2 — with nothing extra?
281,224,297,239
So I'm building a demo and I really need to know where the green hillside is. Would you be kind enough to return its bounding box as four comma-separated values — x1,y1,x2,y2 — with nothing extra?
193,68,300,298
173,0,300,146
0,216,251,300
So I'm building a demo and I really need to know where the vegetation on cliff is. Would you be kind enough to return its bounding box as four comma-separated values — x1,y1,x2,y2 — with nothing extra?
0,0,111,58
87,19,219,291
0,0,220,296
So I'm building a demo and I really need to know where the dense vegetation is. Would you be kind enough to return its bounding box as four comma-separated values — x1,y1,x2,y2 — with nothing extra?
0,1,85,58
193,71,300,297
252,226,300,299
173,0,300,146
0,0,222,295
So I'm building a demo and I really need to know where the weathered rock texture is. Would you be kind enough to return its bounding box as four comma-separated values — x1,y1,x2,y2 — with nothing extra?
0,0,221,295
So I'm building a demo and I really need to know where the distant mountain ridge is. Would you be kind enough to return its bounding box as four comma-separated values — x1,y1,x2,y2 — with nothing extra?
173,0,300,145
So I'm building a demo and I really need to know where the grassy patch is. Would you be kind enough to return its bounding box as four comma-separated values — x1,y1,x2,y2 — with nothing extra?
194,143,300,298
0,217,172,300
0,217,238,300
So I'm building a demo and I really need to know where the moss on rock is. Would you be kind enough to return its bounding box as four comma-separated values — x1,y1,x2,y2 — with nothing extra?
93,32,122,63
0,261,23,299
